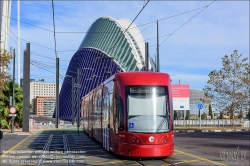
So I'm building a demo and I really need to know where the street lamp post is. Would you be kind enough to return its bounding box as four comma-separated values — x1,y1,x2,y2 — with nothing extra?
71,77,75,125
64,75,75,125
77,69,80,134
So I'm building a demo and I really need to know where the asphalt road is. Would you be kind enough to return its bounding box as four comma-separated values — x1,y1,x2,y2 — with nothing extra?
174,131,250,166
0,134,28,155
1,131,249,165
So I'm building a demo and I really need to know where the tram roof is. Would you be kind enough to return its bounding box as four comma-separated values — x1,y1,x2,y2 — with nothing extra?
115,72,171,86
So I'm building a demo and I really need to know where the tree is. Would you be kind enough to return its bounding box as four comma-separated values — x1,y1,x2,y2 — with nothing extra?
203,50,249,124
174,110,177,120
237,110,243,119
219,111,223,119
208,104,213,119
0,82,23,129
201,112,207,120
185,110,190,120
0,49,12,99
247,109,250,120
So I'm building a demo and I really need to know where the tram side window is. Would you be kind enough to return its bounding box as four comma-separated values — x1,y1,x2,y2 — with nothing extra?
116,94,124,130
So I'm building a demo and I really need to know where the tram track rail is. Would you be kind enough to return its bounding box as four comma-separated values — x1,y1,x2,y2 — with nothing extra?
35,130,86,166
134,158,177,166
36,131,54,166
63,131,74,166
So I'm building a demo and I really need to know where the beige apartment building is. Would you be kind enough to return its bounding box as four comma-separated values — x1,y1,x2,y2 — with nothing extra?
28,79,61,116
30,79,61,103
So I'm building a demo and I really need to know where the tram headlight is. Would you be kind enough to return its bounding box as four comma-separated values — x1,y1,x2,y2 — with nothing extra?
162,139,168,143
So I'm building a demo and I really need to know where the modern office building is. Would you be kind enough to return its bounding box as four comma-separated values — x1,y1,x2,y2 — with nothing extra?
57,16,156,121
33,96,56,117
189,89,209,118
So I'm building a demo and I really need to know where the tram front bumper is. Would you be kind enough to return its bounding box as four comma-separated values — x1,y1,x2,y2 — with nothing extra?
128,143,174,157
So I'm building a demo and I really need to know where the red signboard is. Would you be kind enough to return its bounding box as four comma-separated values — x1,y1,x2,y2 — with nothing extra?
171,84,189,98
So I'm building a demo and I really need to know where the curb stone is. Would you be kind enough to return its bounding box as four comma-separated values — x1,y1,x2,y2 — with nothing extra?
174,129,249,132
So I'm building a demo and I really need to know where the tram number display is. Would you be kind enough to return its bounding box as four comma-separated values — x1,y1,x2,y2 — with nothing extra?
130,86,165,93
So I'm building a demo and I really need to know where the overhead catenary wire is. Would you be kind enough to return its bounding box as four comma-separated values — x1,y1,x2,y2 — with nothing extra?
1,20,26,50
154,0,216,55
51,0,58,58
31,59,68,66
0,5,208,35
31,52,56,60
31,62,69,72
31,62,56,74
31,61,56,69
54,5,210,34
2,4,213,56
106,0,150,55
30,60,87,77
31,62,65,79
0,18,57,60
0,26,25,51
4,1,216,77
20,38,55,51
51,33,171,54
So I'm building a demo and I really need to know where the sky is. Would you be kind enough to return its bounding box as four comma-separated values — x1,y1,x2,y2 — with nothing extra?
6,0,249,91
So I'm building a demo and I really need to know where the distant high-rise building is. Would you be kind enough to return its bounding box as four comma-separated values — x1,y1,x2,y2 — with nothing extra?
33,96,56,117
0,0,12,51
30,79,61,103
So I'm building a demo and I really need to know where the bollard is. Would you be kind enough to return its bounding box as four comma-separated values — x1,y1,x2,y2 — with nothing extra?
0,130,3,140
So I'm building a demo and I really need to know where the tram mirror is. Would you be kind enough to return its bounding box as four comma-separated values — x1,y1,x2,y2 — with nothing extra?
118,126,124,131
0,130,3,140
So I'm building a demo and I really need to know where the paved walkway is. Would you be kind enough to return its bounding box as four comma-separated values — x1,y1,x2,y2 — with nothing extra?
1,126,249,136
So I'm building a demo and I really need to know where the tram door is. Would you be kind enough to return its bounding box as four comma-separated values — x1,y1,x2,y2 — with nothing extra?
102,88,112,151
108,90,113,150
88,94,93,138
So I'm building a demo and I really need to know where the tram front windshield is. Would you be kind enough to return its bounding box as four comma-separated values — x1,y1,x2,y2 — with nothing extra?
126,86,170,133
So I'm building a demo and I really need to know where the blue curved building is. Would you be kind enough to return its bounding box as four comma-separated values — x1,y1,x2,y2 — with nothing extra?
57,17,155,121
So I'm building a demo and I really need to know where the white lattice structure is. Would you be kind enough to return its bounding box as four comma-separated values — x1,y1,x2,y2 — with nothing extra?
0,0,12,51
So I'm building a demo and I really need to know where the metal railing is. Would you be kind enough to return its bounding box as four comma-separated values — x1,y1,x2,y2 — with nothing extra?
174,119,243,126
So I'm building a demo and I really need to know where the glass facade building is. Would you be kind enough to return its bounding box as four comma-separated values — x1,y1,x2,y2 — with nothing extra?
56,17,155,121
189,89,209,119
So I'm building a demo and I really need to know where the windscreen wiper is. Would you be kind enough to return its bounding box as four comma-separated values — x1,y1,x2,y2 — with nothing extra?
155,114,170,133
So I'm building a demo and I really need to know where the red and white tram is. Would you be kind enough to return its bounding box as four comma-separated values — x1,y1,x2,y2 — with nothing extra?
82,72,174,157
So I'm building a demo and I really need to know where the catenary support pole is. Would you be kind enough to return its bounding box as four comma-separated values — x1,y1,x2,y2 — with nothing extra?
157,20,160,72
72,77,75,125
77,68,80,134
22,43,30,132
145,42,149,71
11,47,15,133
56,58,59,128
11,48,15,106
17,0,20,86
